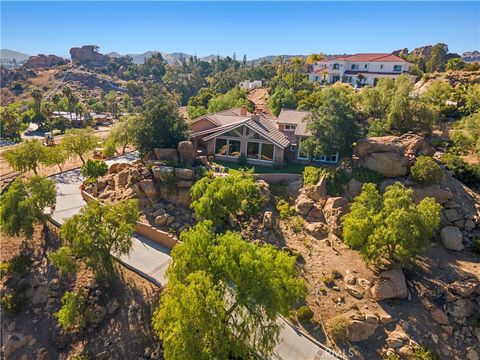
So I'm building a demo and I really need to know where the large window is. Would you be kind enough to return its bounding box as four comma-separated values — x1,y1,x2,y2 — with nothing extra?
393,65,402,72
247,142,259,159
229,140,241,157
215,138,240,157
215,138,228,155
333,63,340,70
351,64,359,70
313,153,338,163
261,143,274,161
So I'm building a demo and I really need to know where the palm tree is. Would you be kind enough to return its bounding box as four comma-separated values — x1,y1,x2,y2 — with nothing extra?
52,93,61,114
62,86,73,120
30,88,44,115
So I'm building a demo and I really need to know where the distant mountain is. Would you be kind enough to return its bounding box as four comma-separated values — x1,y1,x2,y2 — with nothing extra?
0,49,30,63
107,50,218,65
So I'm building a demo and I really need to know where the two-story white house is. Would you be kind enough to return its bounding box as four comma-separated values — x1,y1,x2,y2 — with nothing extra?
308,53,415,87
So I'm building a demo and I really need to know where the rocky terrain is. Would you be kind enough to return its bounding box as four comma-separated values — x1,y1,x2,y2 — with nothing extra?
23,54,66,69
0,225,162,360
70,45,110,67
413,70,480,95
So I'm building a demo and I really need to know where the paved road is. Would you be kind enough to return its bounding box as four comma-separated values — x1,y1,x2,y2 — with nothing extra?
48,152,341,358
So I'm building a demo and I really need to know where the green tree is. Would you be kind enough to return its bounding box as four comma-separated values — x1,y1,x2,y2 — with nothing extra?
446,58,466,71
268,86,297,117
60,128,98,164
450,111,480,155
81,159,108,179
426,43,449,73
52,93,62,114
301,85,360,160
342,182,441,265
51,200,139,278
152,221,306,359
134,86,189,154
410,156,443,185
190,172,264,228
3,139,47,175
30,88,44,115
104,116,137,154
50,116,72,133
420,80,454,120
43,145,68,172
0,176,56,239
55,290,88,331
207,87,252,114
0,103,25,140
105,91,120,118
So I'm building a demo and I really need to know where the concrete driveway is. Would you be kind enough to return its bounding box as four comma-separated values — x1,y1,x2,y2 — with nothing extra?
49,152,172,285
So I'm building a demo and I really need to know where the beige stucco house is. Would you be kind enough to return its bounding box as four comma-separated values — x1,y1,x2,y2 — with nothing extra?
191,107,339,166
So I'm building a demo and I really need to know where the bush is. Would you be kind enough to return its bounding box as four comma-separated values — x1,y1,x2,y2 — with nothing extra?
303,166,321,186
290,216,304,234
1,283,29,314
343,182,442,265
325,314,349,344
473,235,480,253
276,197,295,220
351,167,382,184
410,156,443,185
55,290,88,331
295,305,314,321
441,153,480,188
0,254,32,280
412,346,441,360
303,166,349,196
81,159,108,179
190,172,264,228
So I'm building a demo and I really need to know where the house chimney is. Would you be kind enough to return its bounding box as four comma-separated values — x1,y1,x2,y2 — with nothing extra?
251,114,260,122
240,106,247,116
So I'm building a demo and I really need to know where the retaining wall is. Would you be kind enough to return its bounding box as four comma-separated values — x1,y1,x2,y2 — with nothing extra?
253,173,302,184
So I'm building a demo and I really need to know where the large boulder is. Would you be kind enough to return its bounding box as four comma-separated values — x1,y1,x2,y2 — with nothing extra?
177,188,191,208
360,152,409,177
305,221,328,238
295,194,314,215
347,313,380,342
177,141,196,164
70,45,109,66
354,134,427,158
354,136,400,157
152,166,174,181
303,176,328,204
448,298,475,318
371,267,408,301
323,197,349,236
412,184,453,204
440,226,464,251
24,54,66,68
175,168,194,180
345,178,363,202
153,148,178,163
306,204,325,222
139,179,157,199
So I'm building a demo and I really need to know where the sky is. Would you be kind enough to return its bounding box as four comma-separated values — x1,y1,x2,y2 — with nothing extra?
1,1,479,58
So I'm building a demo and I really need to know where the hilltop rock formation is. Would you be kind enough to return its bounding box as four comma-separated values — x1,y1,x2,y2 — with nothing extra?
413,70,480,95
462,50,480,63
23,54,66,69
70,45,109,67
354,134,434,177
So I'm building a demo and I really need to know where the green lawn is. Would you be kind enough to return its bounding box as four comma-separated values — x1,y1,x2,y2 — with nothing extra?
215,160,308,174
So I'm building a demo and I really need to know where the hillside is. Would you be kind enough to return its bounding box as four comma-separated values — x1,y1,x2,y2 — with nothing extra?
0,49,30,64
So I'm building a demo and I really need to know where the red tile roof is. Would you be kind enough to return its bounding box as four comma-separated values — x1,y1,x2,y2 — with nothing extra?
329,53,409,63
